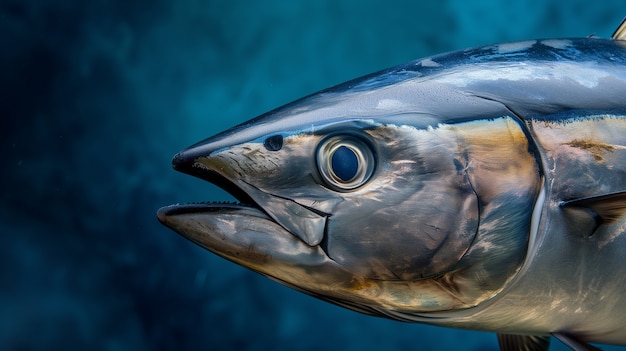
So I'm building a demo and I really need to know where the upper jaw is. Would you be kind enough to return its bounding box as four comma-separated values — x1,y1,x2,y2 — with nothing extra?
171,147,256,206
163,147,328,247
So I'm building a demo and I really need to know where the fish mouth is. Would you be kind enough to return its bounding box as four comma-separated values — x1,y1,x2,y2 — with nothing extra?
172,149,259,208
156,172,268,233
155,164,292,268
158,148,327,247
158,144,260,217
156,159,337,297
157,151,269,224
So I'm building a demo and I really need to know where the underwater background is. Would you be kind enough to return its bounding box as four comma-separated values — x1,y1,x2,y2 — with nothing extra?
2,1,626,350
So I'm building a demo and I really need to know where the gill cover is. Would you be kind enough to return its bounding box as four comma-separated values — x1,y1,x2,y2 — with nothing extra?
314,126,480,281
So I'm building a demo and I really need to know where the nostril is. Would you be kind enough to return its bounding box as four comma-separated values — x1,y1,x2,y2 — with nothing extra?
263,135,283,151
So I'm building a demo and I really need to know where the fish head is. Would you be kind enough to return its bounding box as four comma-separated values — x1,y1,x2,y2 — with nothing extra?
158,71,541,314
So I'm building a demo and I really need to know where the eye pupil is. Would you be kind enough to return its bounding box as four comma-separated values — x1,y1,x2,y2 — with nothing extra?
331,146,358,182
316,135,375,192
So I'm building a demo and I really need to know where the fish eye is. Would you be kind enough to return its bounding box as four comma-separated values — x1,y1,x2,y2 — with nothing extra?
316,135,375,191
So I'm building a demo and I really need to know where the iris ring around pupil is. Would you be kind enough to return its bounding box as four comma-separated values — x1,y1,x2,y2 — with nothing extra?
317,134,374,191
331,145,358,182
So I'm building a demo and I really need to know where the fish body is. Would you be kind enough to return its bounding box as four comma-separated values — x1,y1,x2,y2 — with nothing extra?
159,33,626,350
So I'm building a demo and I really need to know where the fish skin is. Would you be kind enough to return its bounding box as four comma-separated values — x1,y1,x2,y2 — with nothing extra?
159,37,626,350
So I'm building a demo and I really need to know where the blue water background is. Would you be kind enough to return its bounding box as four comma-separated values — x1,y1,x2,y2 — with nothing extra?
2,1,626,350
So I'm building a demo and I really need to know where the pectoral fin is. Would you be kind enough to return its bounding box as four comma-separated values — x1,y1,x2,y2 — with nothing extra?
560,191,626,226
497,334,550,351
553,333,602,351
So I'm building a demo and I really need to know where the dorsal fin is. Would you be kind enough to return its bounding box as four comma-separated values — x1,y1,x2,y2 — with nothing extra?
497,334,551,351
560,191,626,225
612,17,626,40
